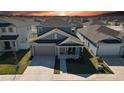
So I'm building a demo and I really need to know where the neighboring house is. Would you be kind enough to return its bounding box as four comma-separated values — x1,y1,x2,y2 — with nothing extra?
0,17,39,53
31,18,83,59
77,24,124,57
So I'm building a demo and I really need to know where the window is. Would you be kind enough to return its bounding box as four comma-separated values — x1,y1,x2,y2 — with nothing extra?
60,48,66,54
8,27,13,32
68,47,75,54
1,28,6,32
54,33,57,39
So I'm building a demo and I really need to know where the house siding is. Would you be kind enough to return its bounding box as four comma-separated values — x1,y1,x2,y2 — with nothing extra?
16,26,30,50
97,43,122,56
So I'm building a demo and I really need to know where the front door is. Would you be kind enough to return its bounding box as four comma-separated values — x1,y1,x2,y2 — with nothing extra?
4,41,11,49
68,47,75,55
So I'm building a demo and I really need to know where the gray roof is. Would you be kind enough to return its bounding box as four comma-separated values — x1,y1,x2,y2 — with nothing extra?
0,17,39,27
83,20,105,26
78,25,124,45
40,18,72,27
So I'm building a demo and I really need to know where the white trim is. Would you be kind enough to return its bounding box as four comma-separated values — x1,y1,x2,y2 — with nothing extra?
59,37,83,45
32,43,56,46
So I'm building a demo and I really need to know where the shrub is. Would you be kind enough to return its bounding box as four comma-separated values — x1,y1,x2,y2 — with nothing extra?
17,50,31,74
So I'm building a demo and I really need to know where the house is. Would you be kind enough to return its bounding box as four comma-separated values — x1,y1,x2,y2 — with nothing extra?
0,17,39,54
77,24,124,57
31,18,83,59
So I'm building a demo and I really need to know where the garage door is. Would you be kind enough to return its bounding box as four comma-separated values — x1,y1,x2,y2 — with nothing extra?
34,46,55,56
98,45,120,56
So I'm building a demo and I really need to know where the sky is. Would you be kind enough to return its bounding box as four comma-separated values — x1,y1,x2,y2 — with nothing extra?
0,11,114,16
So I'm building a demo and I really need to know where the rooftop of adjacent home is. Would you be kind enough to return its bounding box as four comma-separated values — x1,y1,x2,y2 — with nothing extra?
77,24,124,44
0,17,39,27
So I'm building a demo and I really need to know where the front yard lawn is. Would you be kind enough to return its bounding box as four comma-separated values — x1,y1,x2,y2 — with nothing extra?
0,50,28,64
0,49,31,74
0,65,17,74
66,47,113,74
66,59,98,74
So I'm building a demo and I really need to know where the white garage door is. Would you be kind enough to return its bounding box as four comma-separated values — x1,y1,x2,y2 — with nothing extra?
98,44,121,56
34,46,55,56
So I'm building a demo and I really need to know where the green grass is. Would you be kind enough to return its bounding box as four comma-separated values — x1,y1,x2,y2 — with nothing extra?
0,53,16,64
66,59,98,74
54,56,60,74
90,57,114,74
0,50,28,64
16,50,31,74
66,47,113,74
0,65,17,75
0,50,31,74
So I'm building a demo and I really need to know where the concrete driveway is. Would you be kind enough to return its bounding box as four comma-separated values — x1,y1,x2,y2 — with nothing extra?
102,56,124,74
16,56,55,81
102,56,124,66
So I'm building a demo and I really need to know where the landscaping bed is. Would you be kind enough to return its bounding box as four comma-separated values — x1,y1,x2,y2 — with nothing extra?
0,49,31,74
54,56,60,74
90,57,114,74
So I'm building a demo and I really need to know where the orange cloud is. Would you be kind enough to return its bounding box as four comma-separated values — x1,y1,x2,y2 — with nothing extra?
8,11,113,16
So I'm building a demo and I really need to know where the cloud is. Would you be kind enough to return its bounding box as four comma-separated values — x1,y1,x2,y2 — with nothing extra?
0,11,113,16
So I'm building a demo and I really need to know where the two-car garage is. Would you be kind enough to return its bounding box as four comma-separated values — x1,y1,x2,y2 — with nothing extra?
32,45,56,56
97,44,122,56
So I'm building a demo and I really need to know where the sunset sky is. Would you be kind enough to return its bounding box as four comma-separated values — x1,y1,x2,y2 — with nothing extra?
0,11,115,16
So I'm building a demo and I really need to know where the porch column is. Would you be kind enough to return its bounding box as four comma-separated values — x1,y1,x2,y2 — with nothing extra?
15,41,18,51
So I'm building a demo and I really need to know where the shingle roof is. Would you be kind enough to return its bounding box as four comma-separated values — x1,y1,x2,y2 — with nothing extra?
77,24,124,45
83,20,105,26
0,17,39,27
40,18,72,27
0,35,18,40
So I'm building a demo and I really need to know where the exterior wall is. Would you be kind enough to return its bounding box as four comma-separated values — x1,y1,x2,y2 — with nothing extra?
89,43,97,55
0,26,17,35
0,42,3,55
97,43,122,56
16,26,30,50
0,40,18,52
